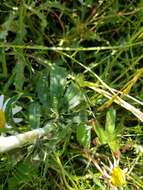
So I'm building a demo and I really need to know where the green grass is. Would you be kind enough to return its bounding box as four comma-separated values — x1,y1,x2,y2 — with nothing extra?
0,0,143,189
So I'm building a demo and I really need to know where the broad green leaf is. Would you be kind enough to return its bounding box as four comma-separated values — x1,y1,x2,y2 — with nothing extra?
50,66,67,112
28,102,41,129
36,65,67,112
36,65,84,115
76,124,91,148
50,65,67,98
64,82,83,110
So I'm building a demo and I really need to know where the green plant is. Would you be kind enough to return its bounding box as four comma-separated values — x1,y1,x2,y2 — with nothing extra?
0,0,143,189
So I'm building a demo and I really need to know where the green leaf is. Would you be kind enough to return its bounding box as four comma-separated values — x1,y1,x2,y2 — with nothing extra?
50,66,67,112
50,65,67,97
105,107,116,134
105,108,120,152
28,102,41,129
36,65,84,115
36,65,67,112
8,161,37,190
64,82,83,110
36,69,50,107
108,139,120,152
14,62,25,91
76,124,91,148
93,120,108,145
0,48,7,77
14,51,26,91
0,13,16,41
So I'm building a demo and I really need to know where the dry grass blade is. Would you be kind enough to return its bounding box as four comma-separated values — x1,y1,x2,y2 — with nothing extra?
90,86,143,122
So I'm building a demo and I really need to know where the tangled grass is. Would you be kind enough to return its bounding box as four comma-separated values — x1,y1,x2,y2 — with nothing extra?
0,0,143,189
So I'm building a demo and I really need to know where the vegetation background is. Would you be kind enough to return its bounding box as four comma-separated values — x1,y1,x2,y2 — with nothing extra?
0,0,143,189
